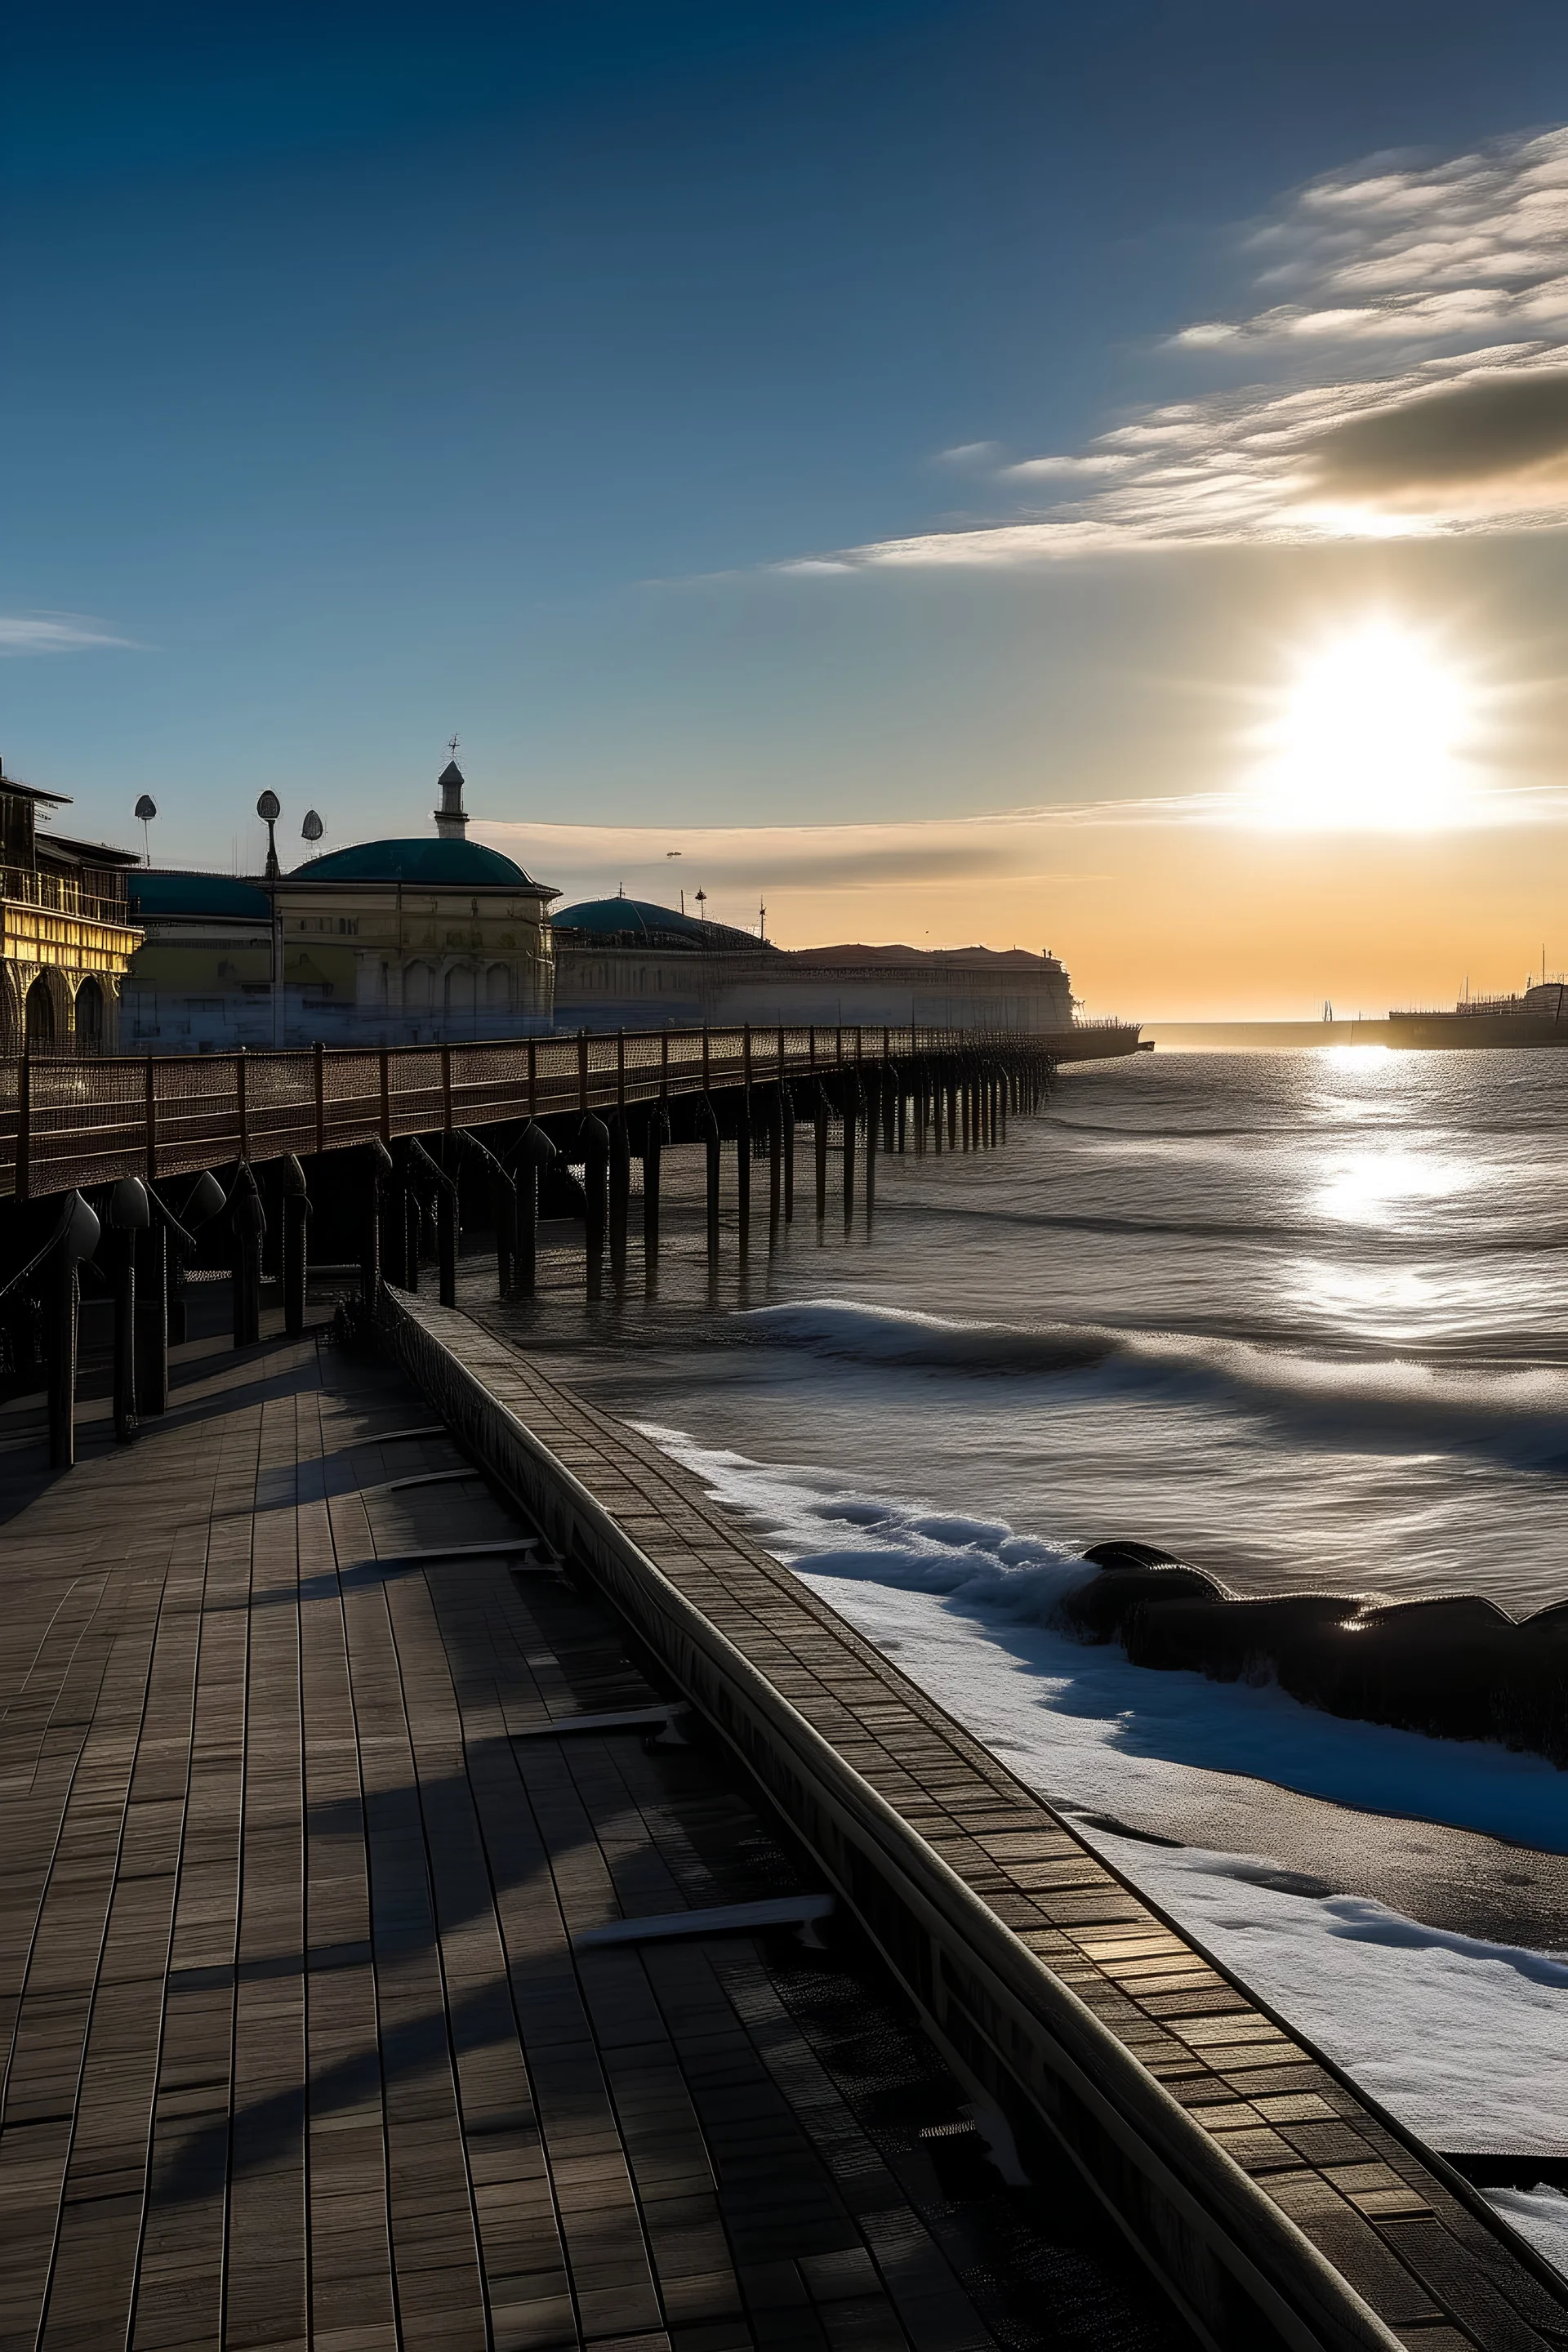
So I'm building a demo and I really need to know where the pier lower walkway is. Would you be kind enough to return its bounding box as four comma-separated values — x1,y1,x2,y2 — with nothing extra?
386,1299,1568,2352
0,1313,1191,2352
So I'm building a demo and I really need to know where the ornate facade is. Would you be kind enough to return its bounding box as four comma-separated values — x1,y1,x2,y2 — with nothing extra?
121,760,558,1050
0,766,141,1054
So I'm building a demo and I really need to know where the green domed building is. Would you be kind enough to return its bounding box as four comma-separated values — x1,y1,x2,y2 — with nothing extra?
122,760,559,1050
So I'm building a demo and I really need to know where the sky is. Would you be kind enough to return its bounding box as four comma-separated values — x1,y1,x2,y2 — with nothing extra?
12,2,1568,1013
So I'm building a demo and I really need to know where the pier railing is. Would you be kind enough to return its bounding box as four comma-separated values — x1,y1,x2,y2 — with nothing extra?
0,1023,1033,1200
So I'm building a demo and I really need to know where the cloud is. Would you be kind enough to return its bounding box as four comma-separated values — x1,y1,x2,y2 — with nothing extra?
0,612,134,654
791,126,1568,570
1178,128,1568,349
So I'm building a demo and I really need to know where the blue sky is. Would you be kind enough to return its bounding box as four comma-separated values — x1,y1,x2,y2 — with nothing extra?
11,0,1568,1004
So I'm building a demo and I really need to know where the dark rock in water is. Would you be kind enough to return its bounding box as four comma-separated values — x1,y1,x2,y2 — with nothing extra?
1065,1548,1568,1766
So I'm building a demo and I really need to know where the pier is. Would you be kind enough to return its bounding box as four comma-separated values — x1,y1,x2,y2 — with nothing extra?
2,1036,1566,2350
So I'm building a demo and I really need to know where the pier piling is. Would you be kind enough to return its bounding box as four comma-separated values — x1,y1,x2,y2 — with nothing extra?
641,1107,665,1286
580,1114,609,1298
229,1164,265,1347
106,1177,147,1443
279,1154,309,1337
699,1094,721,1266
608,1111,630,1289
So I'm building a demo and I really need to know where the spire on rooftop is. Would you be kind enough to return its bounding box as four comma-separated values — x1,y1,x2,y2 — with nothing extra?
434,752,468,840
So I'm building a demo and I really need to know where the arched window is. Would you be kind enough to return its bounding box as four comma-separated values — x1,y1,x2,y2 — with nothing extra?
74,977,105,1054
404,961,434,1011
484,964,510,1011
444,965,477,1023
24,977,56,1053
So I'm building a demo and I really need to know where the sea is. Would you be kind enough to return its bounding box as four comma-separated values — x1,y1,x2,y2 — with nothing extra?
479,1045,1568,2234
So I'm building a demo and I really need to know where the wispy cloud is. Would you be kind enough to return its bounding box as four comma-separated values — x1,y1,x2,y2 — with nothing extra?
479,782,1568,920
0,612,135,654
790,127,1568,570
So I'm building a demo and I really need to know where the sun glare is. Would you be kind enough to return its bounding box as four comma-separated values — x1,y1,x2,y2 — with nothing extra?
1251,622,1476,831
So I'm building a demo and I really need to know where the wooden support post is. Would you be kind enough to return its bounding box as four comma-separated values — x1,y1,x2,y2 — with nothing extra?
735,1089,751,1258
16,1053,30,1202
896,1075,906,1154
229,1165,265,1345
814,1080,829,1223
436,1172,457,1307
279,1154,309,1337
360,1141,390,1310
642,1108,663,1288
578,1031,590,1115
107,1178,148,1445
581,1114,609,1299
948,1071,959,1152
864,1076,877,1225
699,1094,721,1266
782,1083,795,1223
608,1111,630,1289
136,1215,169,1416
842,1080,857,1231
506,1122,550,1298
767,1085,782,1238
47,1252,80,1470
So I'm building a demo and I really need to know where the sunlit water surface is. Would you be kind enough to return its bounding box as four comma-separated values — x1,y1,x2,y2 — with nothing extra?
487,1049,1568,1615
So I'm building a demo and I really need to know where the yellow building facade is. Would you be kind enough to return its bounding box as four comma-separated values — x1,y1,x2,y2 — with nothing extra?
1,768,142,1054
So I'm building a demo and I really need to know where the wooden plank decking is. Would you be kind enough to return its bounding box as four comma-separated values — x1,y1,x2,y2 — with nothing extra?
0,1320,1192,2352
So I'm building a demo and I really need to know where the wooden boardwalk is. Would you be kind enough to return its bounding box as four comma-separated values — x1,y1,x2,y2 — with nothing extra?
0,1317,1191,2352
391,1301,1562,2352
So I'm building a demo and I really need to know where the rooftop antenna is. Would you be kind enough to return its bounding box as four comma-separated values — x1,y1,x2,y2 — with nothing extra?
256,790,282,880
694,887,707,922
758,896,767,940
134,794,157,866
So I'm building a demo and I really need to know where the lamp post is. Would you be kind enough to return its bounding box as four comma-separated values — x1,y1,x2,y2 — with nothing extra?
257,792,283,1045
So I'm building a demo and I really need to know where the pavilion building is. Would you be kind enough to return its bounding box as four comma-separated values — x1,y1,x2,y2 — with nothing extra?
550,893,1085,1038
120,760,558,1050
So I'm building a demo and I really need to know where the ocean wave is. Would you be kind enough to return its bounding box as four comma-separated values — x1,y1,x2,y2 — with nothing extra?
633,1419,1568,1849
732,1298,1568,1450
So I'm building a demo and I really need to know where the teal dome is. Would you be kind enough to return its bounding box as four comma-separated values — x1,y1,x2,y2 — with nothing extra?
129,871,271,919
553,896,766,951
289,838,539,886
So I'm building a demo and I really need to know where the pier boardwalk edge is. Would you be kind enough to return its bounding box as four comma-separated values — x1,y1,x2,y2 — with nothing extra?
380,1290,1568,2352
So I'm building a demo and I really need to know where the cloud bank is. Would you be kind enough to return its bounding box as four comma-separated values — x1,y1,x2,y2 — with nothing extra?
794,127,1568,569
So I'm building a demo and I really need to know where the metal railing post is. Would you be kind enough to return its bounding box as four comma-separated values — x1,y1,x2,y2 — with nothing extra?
379,1049,392,1144
17,1053,29,1201
236,1054,250,1164
145,1056,157,1185
578,1031,589,1115
528,1036,537,1116
314,1041,326,1156
441,1043,453,1132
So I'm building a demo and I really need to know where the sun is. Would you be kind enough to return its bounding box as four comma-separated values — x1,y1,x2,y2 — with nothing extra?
1251,621,1476,831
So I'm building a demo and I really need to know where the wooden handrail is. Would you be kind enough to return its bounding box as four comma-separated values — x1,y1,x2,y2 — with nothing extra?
0,1023,1057,1200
